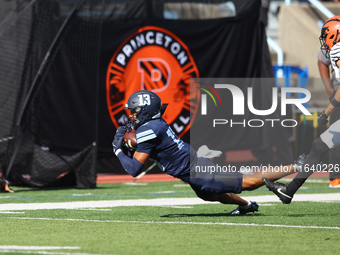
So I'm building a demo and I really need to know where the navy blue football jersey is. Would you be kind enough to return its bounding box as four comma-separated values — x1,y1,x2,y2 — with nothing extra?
135,118,191,178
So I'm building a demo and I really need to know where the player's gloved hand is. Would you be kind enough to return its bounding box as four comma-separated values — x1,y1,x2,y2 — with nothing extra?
112,135,124,155
115,126,127,140
318,110,329,127
112,126,127,155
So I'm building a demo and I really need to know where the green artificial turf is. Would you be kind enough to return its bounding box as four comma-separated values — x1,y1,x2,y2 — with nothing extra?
0,179,339,255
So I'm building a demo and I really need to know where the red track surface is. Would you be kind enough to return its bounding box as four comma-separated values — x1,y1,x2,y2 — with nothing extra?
96,172,329,184
96,173,179,183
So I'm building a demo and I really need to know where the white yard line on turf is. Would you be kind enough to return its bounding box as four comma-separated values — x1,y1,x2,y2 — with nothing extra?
0,246,85,255
0,246,80,250
0,193,339,211
3,216,340,230
0,246,106,255
0,250,104,255
0,251,95,255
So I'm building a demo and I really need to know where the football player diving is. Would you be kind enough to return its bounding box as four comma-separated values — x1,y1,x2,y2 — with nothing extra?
113,90,300,215
263,16,340,203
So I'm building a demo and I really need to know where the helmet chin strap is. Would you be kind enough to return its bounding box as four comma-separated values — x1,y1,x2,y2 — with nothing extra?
152,111,161,119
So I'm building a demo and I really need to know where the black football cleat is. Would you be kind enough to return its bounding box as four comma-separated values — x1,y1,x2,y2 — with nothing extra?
229,201,259,215
262,177,292,204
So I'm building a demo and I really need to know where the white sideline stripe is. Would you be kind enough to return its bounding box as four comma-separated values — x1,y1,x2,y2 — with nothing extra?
0,246,79,250
0,251,96,255
0,193,339,211
282,178,329,183
0,211,25,214
0,246,105,255
4,217,340,230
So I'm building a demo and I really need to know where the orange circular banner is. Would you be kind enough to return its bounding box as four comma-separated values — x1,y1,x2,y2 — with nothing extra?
106,26,200,137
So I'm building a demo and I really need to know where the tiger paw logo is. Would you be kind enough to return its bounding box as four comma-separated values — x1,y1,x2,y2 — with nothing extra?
106,26,200,137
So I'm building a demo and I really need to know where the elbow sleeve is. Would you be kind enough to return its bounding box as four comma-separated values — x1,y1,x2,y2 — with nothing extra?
116,152,144,177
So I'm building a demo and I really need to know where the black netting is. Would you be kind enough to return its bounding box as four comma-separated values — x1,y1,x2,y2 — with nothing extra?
0,0,100,188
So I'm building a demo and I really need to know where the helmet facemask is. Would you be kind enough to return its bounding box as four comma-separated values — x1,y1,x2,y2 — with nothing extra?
127,107,143,128
126,105,159,128
319,29,330,59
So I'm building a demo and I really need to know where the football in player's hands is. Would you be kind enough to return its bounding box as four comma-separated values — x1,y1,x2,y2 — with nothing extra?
124,129,137,151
